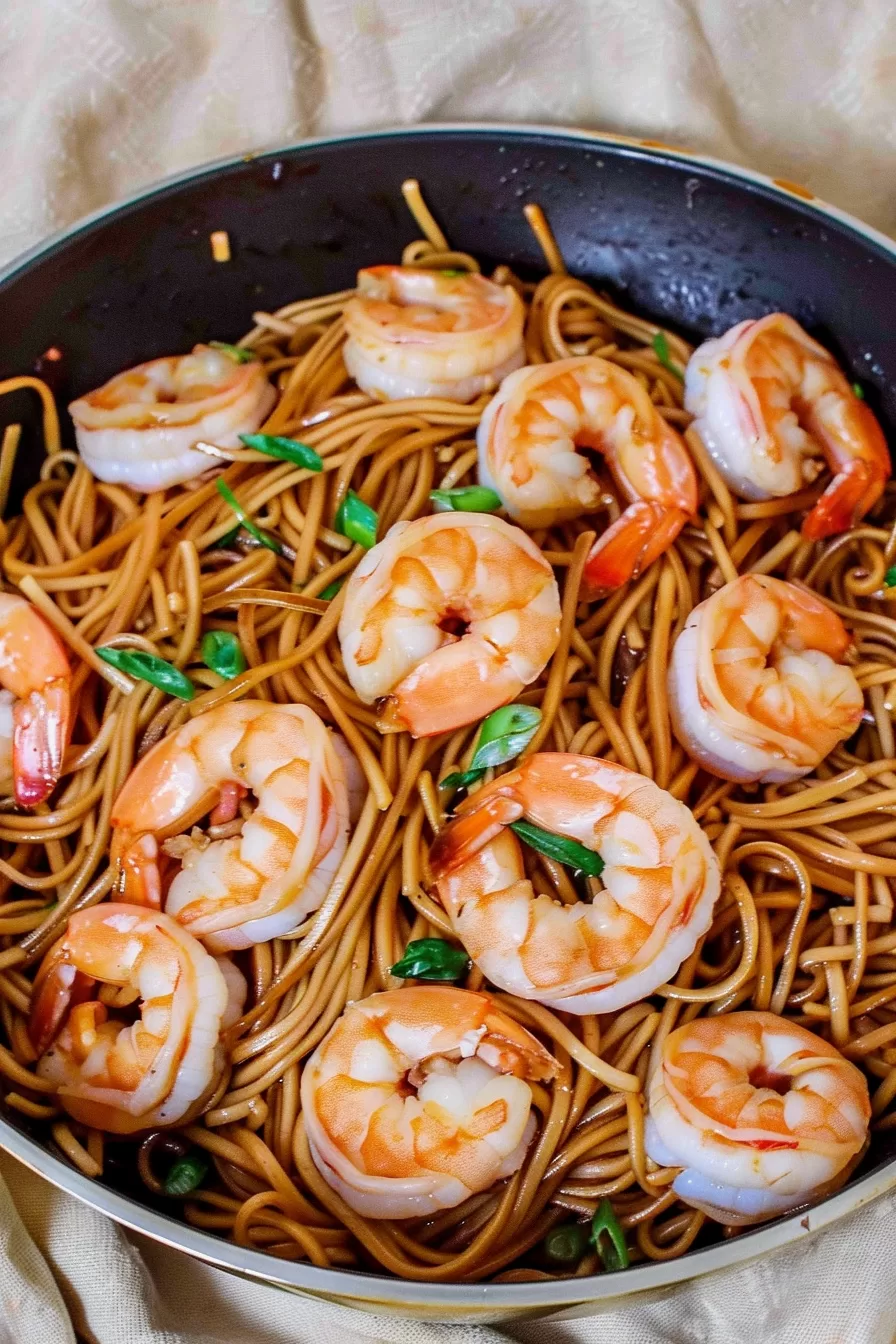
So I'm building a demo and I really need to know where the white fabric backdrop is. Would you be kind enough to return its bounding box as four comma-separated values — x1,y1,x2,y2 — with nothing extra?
1,2,896,1340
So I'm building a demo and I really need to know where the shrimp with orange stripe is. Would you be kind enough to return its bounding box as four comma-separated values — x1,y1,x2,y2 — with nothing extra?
477,356,698,592
429,753,721,1014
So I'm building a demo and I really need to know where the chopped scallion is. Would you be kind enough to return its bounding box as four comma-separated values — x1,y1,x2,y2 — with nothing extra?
200,630,246,680
238,433,323,471
216,479,283,555
390,938,471,982
510,819,604,877
430,485,503,513
208,341,255,364
96,647,195,701
319,578,345,600
163,1152,210,1197
652,331,684,381
335,490,378,549
590,1199,629,1272
470,705,541,771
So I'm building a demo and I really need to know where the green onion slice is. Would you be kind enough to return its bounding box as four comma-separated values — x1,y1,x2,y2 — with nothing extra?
335,490,378,549
439,767,487,792
96,647,195,701
238,433,323,471
216,479,283,554
885,567,896,588
543,1222,589,1267
390,938,471,982
319,578,345,600
471,705,541,771
651,331,684,381
201,630,246,680
440,269,465,278
430,485,503,513
853,382,865,400
590,1198,629,1272
163,1152,210,1197
510,819,604,877
208,341,255,364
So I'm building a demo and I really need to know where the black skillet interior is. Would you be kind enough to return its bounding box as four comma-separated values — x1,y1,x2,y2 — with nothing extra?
1,121,896,1239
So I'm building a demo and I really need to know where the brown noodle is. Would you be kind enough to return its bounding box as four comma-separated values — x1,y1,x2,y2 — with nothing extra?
0,183,894,1283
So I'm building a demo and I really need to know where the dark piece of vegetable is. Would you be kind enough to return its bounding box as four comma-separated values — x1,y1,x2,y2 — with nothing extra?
853,382,865,400
335,490,378,549
216,479,283,555
200,630,247,680
96,647,195,701
163,1152,210,1196
542,1222,589,1267
430,485,503,513
470,705,541,771
510,819,604,877
390,938,471,982
319,578,345,600
885,566,896,588
208,340,255,364
238,433,323,471
590,1198,629,1271
651,331,684,382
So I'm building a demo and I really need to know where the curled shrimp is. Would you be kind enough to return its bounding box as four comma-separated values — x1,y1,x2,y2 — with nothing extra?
109,703,354,952
645,1011,870,1225
338,512,561,737
684,313,890,538
669,574,864,784
30,903,246,1134
477,357,698,592
430,754,720,1014
69,345,276,491
343,266,525,403
0,594,71,808
301,986,557,1218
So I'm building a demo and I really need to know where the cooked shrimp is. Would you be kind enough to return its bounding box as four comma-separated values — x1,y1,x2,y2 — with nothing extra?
30,903,245,1134
0,594,71,808
645,1011,870,1225
684,314,890,538
430,754,720,1014
343,266,525,403
69,345,276,491
477,357,698,592
669,574,863,784
338,512,561,737
301,986,557,1218
109,703,352,952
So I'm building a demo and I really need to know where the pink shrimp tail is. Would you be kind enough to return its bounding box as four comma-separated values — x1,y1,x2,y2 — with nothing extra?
802,449,889,540
429,793,522,877
583,502,691,595
13,678,71,808
29,952,95,1056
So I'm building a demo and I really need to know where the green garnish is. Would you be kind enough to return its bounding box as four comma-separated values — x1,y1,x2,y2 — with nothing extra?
590,1199,629,1272
200,630,246,680
470,705,541,771
543,1222,589,1268
335,490,378,549
217,524,241,548
96,647,195,701
853,382,865,400
238,433,323,471
163,1152,210,1197
430,486,503,513
652,331,684,381
885,567,896,588
439,706,542,792
439,767,488,792
216,479,283,555
440,269,465,277
510,819,604,877
390,938,471,982
319,578,345,600
208,341,255,364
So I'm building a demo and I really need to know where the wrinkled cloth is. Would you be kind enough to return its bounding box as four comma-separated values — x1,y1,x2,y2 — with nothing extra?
2,1,896,1340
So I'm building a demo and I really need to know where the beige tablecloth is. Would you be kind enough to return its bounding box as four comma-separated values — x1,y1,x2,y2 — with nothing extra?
2,2,896,1340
